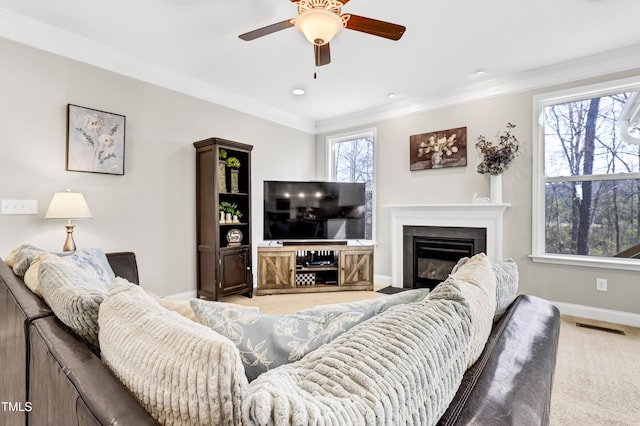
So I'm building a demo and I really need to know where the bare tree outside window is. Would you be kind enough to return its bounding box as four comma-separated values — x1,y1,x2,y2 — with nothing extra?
543,91,640,258
330,132,375,240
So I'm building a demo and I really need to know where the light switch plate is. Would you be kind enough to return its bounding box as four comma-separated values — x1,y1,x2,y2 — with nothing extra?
0,199,38,215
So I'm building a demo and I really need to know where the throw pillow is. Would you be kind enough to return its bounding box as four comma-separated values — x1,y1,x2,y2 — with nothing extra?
296,287,430,317
451,255,520,321
23,248,115,297
453,253,496,369
153,297,259,323
23,252,62,297
492,258,519,320
99,279,247,425
431,253,496,369
243,282,473,425
38,259,107,352
59,248,115,287
4,244,23,267
450,256,469,274
191,299,377,382
10,244,47,277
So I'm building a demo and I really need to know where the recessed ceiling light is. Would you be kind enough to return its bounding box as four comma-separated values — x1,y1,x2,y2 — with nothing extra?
473,68,487,76
388,93,397,99
292,88,305,96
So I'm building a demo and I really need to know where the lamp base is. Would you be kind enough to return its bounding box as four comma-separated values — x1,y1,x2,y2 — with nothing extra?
63,222,76,252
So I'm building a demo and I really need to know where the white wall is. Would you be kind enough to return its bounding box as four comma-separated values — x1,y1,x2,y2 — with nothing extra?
317,71,640,316
3,35,639,316
0,38,316,296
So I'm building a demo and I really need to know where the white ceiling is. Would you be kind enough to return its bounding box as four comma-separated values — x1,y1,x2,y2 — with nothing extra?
1,0,640,133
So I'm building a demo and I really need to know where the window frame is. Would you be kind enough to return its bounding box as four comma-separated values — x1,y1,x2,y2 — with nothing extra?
531,76,640,271
326,127,377,243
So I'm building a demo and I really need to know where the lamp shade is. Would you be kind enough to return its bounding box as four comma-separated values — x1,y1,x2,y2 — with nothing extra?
44,190,93,220
295,9,342,45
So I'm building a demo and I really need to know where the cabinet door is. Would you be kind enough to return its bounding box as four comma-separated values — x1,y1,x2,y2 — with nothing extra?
219,248,252,297
340,249,374,287
257,250,296,290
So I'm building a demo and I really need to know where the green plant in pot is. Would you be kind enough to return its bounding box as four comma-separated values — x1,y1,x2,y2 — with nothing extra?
233,208,243,223
219,148,228,160
226,157,241,169
219,201,238,223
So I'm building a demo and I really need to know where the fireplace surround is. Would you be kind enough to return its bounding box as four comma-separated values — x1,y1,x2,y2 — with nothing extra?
386,203,509,288
403,226,486,289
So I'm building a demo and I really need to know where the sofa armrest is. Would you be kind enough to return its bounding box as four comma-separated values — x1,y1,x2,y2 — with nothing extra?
439,294,560,426
106,252,139,285
0,259,53,425
28,316,157,425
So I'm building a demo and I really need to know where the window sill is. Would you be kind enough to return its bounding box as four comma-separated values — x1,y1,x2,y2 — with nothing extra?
529,253,640,271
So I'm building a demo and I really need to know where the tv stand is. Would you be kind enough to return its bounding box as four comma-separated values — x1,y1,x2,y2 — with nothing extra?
257,242,374,295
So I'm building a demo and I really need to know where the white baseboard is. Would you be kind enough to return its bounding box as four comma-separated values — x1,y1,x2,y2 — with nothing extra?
551,301,640,328
375,274,393,287
165,290,197,300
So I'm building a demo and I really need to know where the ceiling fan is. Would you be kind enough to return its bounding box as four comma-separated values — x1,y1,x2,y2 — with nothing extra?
239,0,406,67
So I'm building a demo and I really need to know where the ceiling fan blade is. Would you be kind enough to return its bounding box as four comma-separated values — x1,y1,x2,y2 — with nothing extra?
239,19,294,41
344,14,406,40
314,43,331,66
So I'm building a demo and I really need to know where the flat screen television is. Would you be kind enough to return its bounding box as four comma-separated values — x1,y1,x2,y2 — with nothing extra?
263,180,366,241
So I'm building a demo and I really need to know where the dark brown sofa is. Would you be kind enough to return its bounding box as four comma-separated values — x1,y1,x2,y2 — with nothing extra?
439,294,560,425
0,252,156,426
1,252,560,426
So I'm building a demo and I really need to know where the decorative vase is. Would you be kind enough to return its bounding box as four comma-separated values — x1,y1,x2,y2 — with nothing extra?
220,211,226,223
218,160,227,193
490,173,503,204
230,169,239,193
232,215,239,224
431,151,444,168
225,212,232,223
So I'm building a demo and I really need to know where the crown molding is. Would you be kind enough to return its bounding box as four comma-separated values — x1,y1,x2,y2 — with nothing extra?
0,8,316,134
2,8,639,136
314,44,640,134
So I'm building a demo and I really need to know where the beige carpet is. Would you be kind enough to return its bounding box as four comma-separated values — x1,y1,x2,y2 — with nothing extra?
222,286,385,315
551,315,640,426
223,290,640,425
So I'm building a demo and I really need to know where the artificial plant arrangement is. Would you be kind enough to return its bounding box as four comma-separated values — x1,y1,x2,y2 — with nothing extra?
219,201,237,214
226,157,241,169
476,123,520,175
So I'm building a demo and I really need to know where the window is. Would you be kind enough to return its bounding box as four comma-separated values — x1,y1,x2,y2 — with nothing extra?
327,129,376,240
532,77,640,270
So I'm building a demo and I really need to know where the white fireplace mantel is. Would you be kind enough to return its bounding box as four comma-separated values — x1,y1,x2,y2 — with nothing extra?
386,203,510,287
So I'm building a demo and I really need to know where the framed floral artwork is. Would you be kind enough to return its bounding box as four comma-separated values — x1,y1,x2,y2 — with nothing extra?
66,104,126,175
409,126,467,171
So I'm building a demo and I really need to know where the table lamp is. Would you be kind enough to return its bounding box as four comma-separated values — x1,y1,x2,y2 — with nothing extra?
44,189,93,251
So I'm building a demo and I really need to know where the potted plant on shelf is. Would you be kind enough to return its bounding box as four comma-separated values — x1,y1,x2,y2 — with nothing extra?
233,208,242,224
218,149,228,193
226,157,241,193
219,201,238,224
225,157,240,168
476,122,520,203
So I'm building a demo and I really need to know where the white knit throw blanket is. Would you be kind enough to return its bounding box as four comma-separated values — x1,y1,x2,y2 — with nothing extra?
243,292,472,426
99,279,248,425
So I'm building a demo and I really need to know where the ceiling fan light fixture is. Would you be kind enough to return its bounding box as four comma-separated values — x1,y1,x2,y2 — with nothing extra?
295,8,343,45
